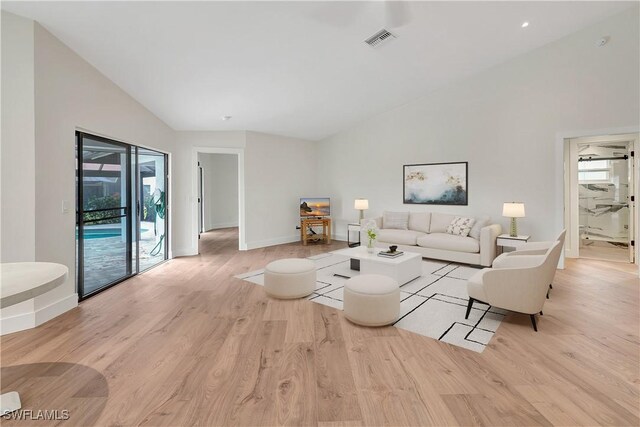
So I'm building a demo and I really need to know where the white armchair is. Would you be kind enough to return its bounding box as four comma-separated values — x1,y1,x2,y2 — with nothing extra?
493,229,565,298
466,241,563,331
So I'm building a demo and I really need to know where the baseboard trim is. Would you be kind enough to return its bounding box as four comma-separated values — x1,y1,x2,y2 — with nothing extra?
35,293,78,326
246,235,300,250
205,222,239,231
1,293,78,336
0,310,34,336
173,247,198,257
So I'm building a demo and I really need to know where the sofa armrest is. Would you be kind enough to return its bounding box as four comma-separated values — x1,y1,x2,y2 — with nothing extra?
479,224,502,267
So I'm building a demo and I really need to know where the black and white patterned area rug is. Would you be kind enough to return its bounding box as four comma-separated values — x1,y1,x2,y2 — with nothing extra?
235,252,506,352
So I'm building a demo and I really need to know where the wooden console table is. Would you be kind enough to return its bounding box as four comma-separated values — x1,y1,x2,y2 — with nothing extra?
301,218,331,245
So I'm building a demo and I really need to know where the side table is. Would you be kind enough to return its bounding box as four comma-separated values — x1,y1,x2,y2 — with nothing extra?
496,234,531,254
347,223,361,247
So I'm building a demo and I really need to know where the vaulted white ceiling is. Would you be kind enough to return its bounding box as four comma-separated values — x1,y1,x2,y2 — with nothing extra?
2,1,634,140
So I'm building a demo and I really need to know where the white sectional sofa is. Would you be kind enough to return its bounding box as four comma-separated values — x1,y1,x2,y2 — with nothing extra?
362,212,502,267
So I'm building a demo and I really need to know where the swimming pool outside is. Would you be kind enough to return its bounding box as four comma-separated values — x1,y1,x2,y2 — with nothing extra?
78,226,149,240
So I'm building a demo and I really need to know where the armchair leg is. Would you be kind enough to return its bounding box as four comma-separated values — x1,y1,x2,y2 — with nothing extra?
465,298,474,319
530,314,538,332
546,290,549,299
549,284,553,289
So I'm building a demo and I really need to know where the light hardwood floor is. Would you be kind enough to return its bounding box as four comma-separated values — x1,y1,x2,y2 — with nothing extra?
1,228,639,426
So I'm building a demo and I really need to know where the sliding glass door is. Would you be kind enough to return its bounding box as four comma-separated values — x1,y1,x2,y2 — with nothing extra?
76,132,168,299
76,134,133,297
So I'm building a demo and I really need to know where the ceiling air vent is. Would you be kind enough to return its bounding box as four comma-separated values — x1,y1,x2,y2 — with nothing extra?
364,29,396,48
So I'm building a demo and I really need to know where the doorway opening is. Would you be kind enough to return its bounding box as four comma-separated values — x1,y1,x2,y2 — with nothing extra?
192,148,245,253
564,133,637,263
197,152,240,250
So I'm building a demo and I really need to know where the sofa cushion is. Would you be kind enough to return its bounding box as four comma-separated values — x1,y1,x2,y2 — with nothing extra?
408,212,431,233
417,233,480,253
383,211,409,230
429,213,456,233
378,229,426,246
446,216,476,237
469,216,490,240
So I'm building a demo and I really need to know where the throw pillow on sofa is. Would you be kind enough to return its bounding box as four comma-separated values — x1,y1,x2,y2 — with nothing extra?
383,211,409,230
446,216,476,237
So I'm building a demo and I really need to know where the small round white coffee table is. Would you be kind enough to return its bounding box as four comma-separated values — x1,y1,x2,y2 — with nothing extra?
0,262,68,415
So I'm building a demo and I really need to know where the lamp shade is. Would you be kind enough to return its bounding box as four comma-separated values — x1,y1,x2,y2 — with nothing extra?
502,202,525,218
354,199,369,210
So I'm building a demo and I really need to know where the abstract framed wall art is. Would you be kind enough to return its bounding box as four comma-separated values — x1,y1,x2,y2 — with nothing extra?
403,162,468,205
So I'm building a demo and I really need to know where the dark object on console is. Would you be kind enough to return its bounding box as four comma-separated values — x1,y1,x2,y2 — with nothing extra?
389,245,398,253
300,201,313,213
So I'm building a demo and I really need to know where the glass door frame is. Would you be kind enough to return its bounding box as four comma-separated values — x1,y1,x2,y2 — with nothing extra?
76,132,169,300
628,145,635,263
198,164,204,235
571,137,636,263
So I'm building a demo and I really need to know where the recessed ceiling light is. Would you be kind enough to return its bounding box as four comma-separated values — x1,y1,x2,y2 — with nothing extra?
521,22,529,28
221,115,232,121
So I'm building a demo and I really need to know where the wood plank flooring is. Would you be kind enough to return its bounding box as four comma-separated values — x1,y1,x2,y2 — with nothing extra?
1,227,639,426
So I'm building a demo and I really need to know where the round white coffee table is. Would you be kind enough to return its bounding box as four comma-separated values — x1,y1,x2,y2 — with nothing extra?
0,262,68,415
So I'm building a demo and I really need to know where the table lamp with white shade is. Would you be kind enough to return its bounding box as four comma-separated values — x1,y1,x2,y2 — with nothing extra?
354,199,369,222
502,202,525,237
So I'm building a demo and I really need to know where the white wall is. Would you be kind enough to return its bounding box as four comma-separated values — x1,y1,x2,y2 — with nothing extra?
244,131,317,249
316,9,640,243
198,153,239,230
0,12,37,332
1,15,177,334
1,12,35,263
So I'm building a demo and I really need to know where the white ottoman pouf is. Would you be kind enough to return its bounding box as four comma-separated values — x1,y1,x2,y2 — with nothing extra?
343,274,400,327
264,258,316,299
